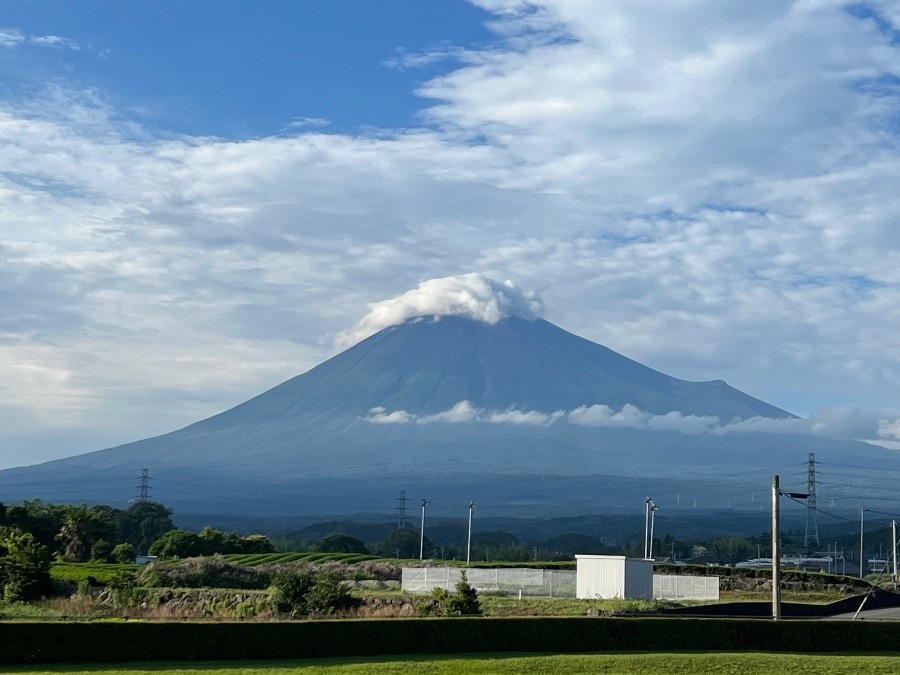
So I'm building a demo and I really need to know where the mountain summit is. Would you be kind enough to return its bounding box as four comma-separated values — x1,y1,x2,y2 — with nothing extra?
0,275,886,515
229,315,792,423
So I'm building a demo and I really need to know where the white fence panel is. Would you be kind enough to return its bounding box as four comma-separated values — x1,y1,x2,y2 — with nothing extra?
652,574,719,601
401,567,575,597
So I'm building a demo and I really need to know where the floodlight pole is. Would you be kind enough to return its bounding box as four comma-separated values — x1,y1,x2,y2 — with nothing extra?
419,499,429,561
466,501,475,566
772,475,781,620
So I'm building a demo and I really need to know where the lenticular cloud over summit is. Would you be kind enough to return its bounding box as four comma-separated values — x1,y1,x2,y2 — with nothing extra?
337,273,543,347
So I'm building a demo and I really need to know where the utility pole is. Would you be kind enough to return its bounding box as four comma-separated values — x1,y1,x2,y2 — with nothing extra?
649,501,660,560
893,520,897,584
419,499,429,561
860,508,866,580
643,497,657,559
466,501,475,566
138,468,150,502
772,475,781,620
396,490,408,530
804,452,819,548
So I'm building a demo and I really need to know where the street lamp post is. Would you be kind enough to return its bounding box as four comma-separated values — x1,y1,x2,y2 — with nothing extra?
649,502,660,560
419,499,429,560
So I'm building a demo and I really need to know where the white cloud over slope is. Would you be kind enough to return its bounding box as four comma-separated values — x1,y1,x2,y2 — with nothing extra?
367,400,900,445
337,273,543,347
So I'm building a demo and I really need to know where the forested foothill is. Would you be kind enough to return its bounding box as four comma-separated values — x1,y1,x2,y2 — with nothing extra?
0,497,885,622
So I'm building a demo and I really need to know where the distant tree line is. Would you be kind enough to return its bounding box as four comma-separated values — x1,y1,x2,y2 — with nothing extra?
0,499,175,562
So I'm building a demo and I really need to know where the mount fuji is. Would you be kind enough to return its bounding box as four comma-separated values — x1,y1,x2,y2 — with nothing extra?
0,275,892,515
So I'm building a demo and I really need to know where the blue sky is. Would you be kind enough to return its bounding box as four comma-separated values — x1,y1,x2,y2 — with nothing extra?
1,0,494,135
1,0,900,469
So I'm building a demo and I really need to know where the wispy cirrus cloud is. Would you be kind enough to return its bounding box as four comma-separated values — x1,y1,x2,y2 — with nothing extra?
1,28,80,50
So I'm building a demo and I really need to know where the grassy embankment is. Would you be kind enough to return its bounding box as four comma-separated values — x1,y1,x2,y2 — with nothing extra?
5,652,900,674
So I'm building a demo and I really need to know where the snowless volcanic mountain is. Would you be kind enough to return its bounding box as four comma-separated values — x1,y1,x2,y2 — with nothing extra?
0,274,892,514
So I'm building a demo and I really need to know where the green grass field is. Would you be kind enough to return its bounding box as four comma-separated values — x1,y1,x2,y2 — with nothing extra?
4,652,900,674
50,562,138,586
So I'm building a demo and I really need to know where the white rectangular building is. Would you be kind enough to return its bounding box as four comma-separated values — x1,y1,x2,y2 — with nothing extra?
575,554,654,600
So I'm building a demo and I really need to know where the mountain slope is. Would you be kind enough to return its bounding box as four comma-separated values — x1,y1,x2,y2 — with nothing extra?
3,315,887,516
198,316,792,427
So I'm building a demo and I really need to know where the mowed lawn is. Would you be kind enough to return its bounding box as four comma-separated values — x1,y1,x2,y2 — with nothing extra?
5,652,900,674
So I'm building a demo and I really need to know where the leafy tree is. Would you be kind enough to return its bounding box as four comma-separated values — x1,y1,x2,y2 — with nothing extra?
110,542,136,564
148,529,208,558
198,526,234,553
239,534,275,554
376,527,431,559
55,507,90,561
0,526,51,602
4,500,60,552
316,533,368,554
119,501,174,555
90,538,113,562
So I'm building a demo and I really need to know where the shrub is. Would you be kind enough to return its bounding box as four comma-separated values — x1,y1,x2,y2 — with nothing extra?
305,570,352,614
270,569,354,616
270,570,316,616
415,573,482,616
447,572,482,616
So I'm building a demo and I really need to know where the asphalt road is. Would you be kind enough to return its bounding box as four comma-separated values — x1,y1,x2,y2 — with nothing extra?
826,606,900,621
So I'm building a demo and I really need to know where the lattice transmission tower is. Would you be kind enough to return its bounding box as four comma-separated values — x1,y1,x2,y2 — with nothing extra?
804,453,819,547
396,490,408,529
138,468,151,502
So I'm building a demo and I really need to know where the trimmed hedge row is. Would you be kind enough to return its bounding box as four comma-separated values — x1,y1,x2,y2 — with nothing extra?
1,617,899,664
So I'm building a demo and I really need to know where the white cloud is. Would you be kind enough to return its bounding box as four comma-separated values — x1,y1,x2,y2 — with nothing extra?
365,399,900,444
878,418,900,442
1,1,900,468
487,409,564,426
366,401,561,427
383,44,466,70
28,35,80,50
0,29,24,47
367,407,414,425
336,273,543,348
287,117,330,129
421,400,480,423
0,29,79,50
